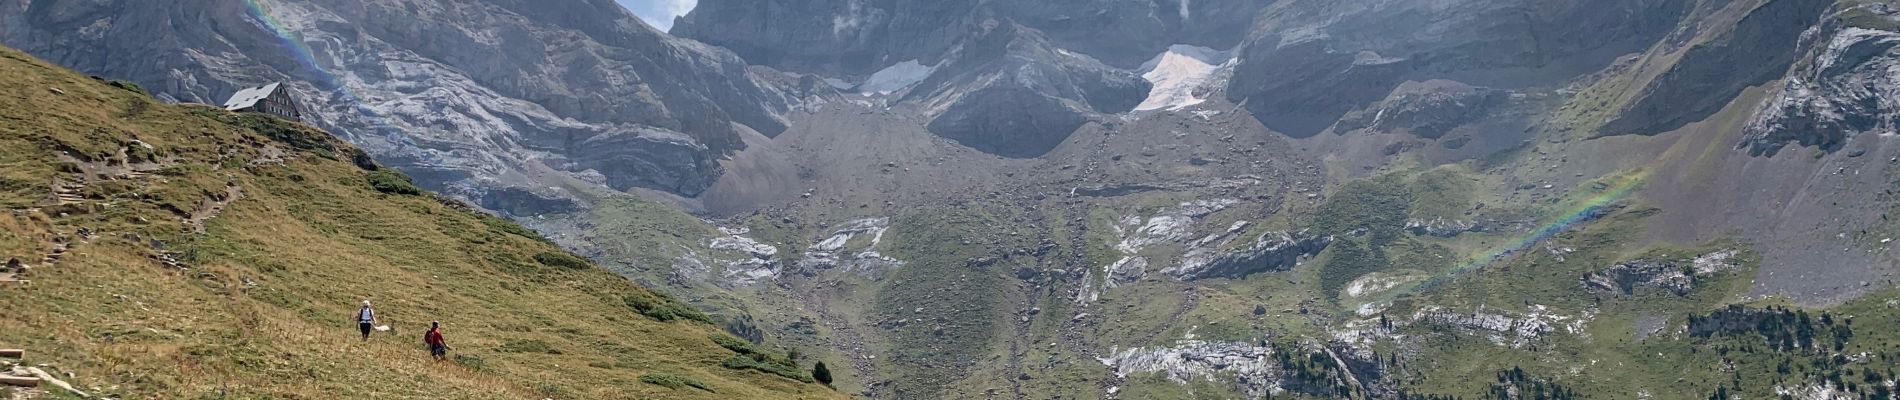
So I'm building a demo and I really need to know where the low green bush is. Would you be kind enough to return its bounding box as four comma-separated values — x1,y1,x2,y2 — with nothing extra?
640,373,715,392
624,294,712,324
710,334,758,355
708,333,810,382
813,361,834,386
366,170,422,195
532,251,591,270
721,354,813,383
108,80,149,96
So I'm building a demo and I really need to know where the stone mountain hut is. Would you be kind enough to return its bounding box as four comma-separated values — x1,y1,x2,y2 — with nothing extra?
221,82,304,122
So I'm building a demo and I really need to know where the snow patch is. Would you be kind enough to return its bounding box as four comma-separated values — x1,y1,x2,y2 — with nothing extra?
799,218,902,278
858,60,935,95
1135,45,1233,111
701,227,783,286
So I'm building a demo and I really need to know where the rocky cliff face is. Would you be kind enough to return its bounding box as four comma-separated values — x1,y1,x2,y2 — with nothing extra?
905,21,1149,158
676,0,1276,158
1226,0,1692,137
1597,0,1832,136
0,0,825,216
1743,4,1900,155
675,0,1259,76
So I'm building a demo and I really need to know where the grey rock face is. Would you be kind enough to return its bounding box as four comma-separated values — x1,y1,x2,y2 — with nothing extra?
1402,217,1492,238
676,0,1259,76
906,21,1150,158
1228,40,1416,138
983,0,1260,68
1597,0,1832,136
1582,250,1739,297
1164,232,1331,281
673,0,980,77
1103,256,1149,287
1226,0,1690,137
1743,22,1900,156
1099,340,1284,398
1334,80,1506,139
1584,260,1695,296
0,0,823,215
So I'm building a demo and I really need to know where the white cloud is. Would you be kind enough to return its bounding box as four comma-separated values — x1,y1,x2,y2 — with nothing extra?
618,0,698,32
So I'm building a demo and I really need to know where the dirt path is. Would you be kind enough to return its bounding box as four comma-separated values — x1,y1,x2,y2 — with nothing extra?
186,184,244,233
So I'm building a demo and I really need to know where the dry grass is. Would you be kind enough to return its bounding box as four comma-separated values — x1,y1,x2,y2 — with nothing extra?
0,46,840,399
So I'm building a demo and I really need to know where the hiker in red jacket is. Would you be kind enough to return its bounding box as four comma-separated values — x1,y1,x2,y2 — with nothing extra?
424,321,448,361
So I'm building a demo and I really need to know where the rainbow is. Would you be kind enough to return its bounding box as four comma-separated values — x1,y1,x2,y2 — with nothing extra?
239,0,425,156
1360,169,1651,306
239,0,329,90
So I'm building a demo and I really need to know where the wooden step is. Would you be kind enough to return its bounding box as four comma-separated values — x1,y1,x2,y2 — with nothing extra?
0,349,22,358
0,374,39,387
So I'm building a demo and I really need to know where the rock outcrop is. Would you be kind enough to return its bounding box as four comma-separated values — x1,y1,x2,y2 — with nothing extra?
1410,305,1593,348
1743,12,1900,156
799,218,904,279
1597,0,1832,136
1099,340,1282,398
1402,217,1492,238
672,0,981,77
1333,80,1507,139
906,21,1149,158
1226,0,1690,138
1581,250,1740,296
676,0,1260,75
707,227,785,286
1166,232,1332,281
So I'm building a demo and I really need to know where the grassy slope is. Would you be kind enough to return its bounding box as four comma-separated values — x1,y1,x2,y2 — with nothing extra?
0,47,840,399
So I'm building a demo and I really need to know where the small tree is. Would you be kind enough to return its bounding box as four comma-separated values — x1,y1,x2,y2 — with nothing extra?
812,361,834,386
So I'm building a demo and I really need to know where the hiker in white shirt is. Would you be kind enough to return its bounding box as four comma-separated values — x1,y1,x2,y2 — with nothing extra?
355,300,378,341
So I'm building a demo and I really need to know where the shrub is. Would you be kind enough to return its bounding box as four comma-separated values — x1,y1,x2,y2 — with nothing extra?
478,214,554,245
709,334,758,355
709,333,811,382
366,170,422,195
108,80,149,97
1319,238,1389,302
1310,175,1411,245
640,373,714,392
624,294,712,324
234,113,332,152
721,355,812,383
813,361,834,386
532,251,591,270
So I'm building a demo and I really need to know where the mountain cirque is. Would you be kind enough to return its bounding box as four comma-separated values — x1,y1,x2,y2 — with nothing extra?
9,0,1900,399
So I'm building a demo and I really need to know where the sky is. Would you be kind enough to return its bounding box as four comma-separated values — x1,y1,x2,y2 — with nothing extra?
616,0,698,32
